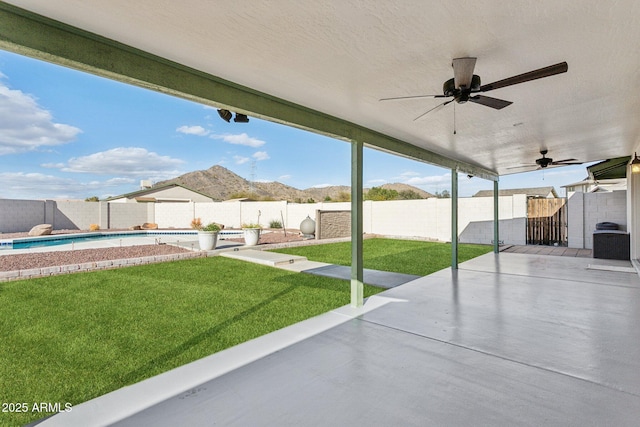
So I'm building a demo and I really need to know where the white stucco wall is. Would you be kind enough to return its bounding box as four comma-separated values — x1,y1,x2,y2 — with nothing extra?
567,190,627,249
0,196,528,245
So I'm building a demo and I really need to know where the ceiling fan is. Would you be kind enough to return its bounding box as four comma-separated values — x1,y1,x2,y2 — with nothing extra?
508,149,582,170
380,58,568,121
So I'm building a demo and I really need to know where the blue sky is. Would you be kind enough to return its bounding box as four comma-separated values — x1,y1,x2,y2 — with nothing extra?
0,50,591,200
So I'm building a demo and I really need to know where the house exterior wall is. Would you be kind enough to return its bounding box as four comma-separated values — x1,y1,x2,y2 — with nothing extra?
149,186,213,202
628,166,640,259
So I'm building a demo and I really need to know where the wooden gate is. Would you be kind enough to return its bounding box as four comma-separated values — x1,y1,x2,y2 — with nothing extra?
527,198,567,245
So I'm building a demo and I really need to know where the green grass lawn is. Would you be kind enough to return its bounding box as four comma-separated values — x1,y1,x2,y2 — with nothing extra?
271,238,493,276
0,257,382,426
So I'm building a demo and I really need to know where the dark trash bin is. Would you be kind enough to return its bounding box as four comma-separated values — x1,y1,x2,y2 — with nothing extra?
595,222,619,230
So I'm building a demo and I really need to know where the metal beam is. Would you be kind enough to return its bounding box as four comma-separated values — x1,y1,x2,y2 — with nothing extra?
494,180,500,253
0,2,497,181
451,169,459,269
351,141,364,308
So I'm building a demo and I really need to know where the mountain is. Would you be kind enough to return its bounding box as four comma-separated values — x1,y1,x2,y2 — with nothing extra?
379,183,434,199
154,165,432,202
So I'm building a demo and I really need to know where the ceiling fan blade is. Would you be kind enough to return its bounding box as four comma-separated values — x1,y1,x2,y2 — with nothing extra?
468,95,513,110
413,99,454,121
452,57,476,89
379,94,448,101
552,161,583,166
480,62,568,92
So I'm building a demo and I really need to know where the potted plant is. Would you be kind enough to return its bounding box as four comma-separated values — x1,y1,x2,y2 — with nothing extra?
242,222,262,246
195,220,221,250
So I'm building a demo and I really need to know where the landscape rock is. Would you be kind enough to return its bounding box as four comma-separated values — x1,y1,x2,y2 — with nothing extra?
141,223,158,230
28,224,53,236
129,225,142,230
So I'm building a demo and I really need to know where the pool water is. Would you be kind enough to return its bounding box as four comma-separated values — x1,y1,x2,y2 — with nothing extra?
10,232,195,249
2,230,247,250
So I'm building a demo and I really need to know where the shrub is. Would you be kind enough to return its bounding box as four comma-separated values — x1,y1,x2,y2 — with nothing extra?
201,223,221,232
242,223,262,229
269,219,282,229
89,224,100,231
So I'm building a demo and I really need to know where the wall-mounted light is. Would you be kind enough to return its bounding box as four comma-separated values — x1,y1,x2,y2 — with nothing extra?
631,153,640,174
217,109,250,124
234,113,249,123
217,109,232,122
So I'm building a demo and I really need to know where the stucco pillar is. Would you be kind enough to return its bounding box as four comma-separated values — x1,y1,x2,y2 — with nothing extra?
351,141,364,307
494,180,499,253
451,169,458,269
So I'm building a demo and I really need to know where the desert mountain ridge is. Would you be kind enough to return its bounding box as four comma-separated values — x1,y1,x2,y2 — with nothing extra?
154,165,434,202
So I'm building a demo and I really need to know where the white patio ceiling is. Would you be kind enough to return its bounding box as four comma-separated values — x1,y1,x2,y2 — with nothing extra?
3,0,640,178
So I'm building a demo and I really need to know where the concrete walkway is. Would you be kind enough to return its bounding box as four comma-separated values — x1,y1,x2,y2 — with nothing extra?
220,249,421,289
35,252,640,426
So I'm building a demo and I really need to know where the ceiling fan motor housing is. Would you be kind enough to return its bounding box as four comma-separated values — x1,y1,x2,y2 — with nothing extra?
536,157,552,168
443,75,481,100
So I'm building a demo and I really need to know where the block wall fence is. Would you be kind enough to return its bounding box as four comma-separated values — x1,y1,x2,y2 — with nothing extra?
0,196,528,246
567,191,627,250
1,194,626,248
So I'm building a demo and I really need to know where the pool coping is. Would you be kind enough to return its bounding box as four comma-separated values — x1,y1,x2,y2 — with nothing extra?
0,229,245,250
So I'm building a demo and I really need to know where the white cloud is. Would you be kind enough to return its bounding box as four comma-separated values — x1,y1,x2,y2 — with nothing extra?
278,174,292,181
252,151,270,161
0,172,133,200
176,125,209,136
105,177,136,185
404,173,451,186
234,155,250,165
0,80,81,155
311,183,333,188
394,171,421,179
40,162,66,169
212,132,266,148
53,147,184,177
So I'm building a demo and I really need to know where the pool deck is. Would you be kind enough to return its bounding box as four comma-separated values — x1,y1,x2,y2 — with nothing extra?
33,251,640,426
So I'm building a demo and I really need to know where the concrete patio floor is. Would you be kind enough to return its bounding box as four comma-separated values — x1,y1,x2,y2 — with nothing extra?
35,252,640,426
501,244,592,257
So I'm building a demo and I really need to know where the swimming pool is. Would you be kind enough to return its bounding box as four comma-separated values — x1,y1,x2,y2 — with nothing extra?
0,230,244,250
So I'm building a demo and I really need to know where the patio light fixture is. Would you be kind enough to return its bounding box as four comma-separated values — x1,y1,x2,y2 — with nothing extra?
217,109,233,122
234,113,249,123
631,153,640,174
217,109,250,123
